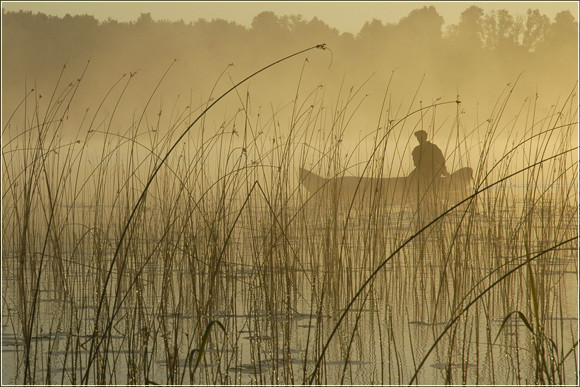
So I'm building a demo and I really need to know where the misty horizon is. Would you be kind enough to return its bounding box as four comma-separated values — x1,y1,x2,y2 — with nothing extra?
1,4,578,386
3,6,577,122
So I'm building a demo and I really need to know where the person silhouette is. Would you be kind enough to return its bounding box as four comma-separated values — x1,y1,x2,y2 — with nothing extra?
411,130,449,181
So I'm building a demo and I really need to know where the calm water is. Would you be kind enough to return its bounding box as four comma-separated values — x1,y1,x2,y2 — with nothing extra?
2,192,578,385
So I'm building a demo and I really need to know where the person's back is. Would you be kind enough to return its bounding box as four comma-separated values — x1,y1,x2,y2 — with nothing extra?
412,130,449,180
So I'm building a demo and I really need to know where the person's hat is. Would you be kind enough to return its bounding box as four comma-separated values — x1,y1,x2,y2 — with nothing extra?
414,130,428,140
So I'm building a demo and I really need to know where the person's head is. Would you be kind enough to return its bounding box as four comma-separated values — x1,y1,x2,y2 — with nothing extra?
414,130,428,143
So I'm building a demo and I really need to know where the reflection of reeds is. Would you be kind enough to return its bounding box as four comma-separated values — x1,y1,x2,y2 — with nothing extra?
2,48,577,385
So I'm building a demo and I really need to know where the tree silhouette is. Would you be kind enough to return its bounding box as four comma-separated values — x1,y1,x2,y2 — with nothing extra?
523,9,550,51
449,5,485,49
1,7,577,133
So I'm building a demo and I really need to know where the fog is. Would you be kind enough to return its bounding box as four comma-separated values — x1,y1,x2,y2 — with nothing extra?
2,6,578,173
2,7,578,385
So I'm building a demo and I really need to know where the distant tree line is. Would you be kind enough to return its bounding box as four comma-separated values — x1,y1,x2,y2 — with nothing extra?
2,6,577,125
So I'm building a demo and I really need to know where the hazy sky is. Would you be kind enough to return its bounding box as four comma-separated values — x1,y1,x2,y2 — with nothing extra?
2,1,578,34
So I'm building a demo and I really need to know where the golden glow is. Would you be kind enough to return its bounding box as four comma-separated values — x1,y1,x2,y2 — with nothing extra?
2,1,578,34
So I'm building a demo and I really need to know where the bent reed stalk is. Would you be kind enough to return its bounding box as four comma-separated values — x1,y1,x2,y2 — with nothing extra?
81,43,329,384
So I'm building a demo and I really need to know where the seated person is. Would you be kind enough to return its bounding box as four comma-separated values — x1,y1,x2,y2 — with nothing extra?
411,130,449,180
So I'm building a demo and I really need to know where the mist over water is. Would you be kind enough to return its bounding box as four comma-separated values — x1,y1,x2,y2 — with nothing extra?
3,7,577,128
2,5,578,385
